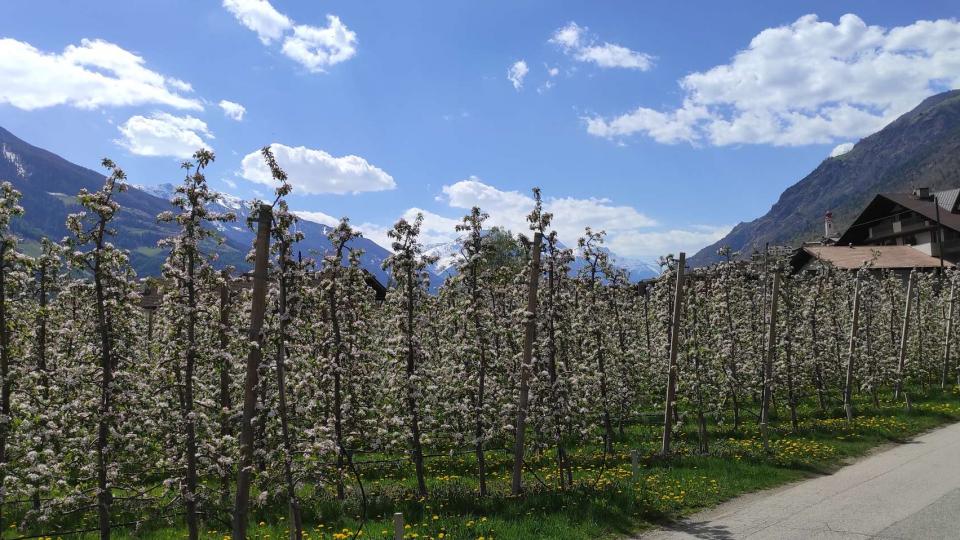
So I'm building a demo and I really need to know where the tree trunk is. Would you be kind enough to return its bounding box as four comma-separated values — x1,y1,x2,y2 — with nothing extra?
218,272,233,513
0,248,9,532
723,287,742,430
470,260,488,497
184,248,199,540
275,243,303,540
328,256,347,501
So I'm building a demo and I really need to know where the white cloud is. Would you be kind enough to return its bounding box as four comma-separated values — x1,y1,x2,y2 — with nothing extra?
353,178,723,259
222,0,291,44
550,22,654,70
116,113,213,158
830,142,855,157
334,178,725,259
293,210,340,227
587,14,960,147
281,16,358,72
0,38,201,111
607,225,733,259
219,99,246,121
507,60,529,90
239,143,395,195
440,178,658,249
223,0,356,72
353,207,461,250
585,100,708,144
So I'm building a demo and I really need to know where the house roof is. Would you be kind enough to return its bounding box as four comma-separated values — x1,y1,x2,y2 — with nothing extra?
880,191,960,230
935,188,960,213
794,245,953,271
837,190,960,245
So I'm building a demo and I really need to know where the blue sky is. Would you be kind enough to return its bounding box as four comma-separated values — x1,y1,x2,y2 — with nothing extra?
1,1,958,260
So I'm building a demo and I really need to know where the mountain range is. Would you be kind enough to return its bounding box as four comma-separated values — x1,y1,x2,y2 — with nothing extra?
0,126,393,283
20,85,954,284
691,89,960,266
0,125,663,284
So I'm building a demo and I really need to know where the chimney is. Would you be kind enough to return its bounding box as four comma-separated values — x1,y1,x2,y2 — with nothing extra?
913,187,931,199
824,211,835,239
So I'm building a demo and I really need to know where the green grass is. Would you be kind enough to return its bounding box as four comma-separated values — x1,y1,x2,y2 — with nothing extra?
13,387,960,540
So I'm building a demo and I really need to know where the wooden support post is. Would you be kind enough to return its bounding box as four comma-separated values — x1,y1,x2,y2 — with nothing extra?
394,512,405,540
232,203,272,540
661,252,685,456
844,275,862,422
941,279,955,390
512,232,542,495
631,449,639,481
895,271,916,404
761,272,781,452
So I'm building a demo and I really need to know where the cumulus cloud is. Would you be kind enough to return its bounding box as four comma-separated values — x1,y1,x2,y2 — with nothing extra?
292,210,339,227
239,143,395,195
116,113,214,158
223,0,356,72
829,142,855,157
607,225,733,259
218,99,246,121
312,178,725,259
351,208,461,250
0,38,201,111
281,16,358,72
440,178,658,250
550,22,654,70
586,14,960,146
352,178,724,259
585,100,707,144
223,0,291,44
507,60,529,90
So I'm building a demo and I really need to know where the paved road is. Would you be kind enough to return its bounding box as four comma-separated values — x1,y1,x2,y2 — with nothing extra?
639,421,960,539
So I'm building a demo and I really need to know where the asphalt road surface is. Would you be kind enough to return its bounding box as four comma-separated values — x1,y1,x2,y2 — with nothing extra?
639,421,960,539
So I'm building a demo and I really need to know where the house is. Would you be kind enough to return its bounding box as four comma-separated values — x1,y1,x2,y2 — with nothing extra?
791,187,959,273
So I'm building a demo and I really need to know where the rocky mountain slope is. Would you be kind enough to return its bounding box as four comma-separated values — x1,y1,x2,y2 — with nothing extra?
691,90,960,266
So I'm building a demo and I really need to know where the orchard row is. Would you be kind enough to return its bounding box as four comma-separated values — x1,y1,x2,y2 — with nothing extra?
0,148,954,540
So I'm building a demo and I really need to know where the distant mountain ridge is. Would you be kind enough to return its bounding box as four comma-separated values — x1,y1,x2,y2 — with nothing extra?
130,181,396,285
422,236,661,283
691,90,960,266
0,126,393,281
0,126,661,284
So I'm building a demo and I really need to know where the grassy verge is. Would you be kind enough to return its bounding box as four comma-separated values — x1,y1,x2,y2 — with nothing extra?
15,387,960,540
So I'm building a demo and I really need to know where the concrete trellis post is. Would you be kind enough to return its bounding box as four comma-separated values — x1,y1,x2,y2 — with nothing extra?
895,271,916,406
233,203,272,540
512,231,542,495
844,274,862,422
394,512,404,540
661,252,685,456
760,272,780,452
941,279,955,390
